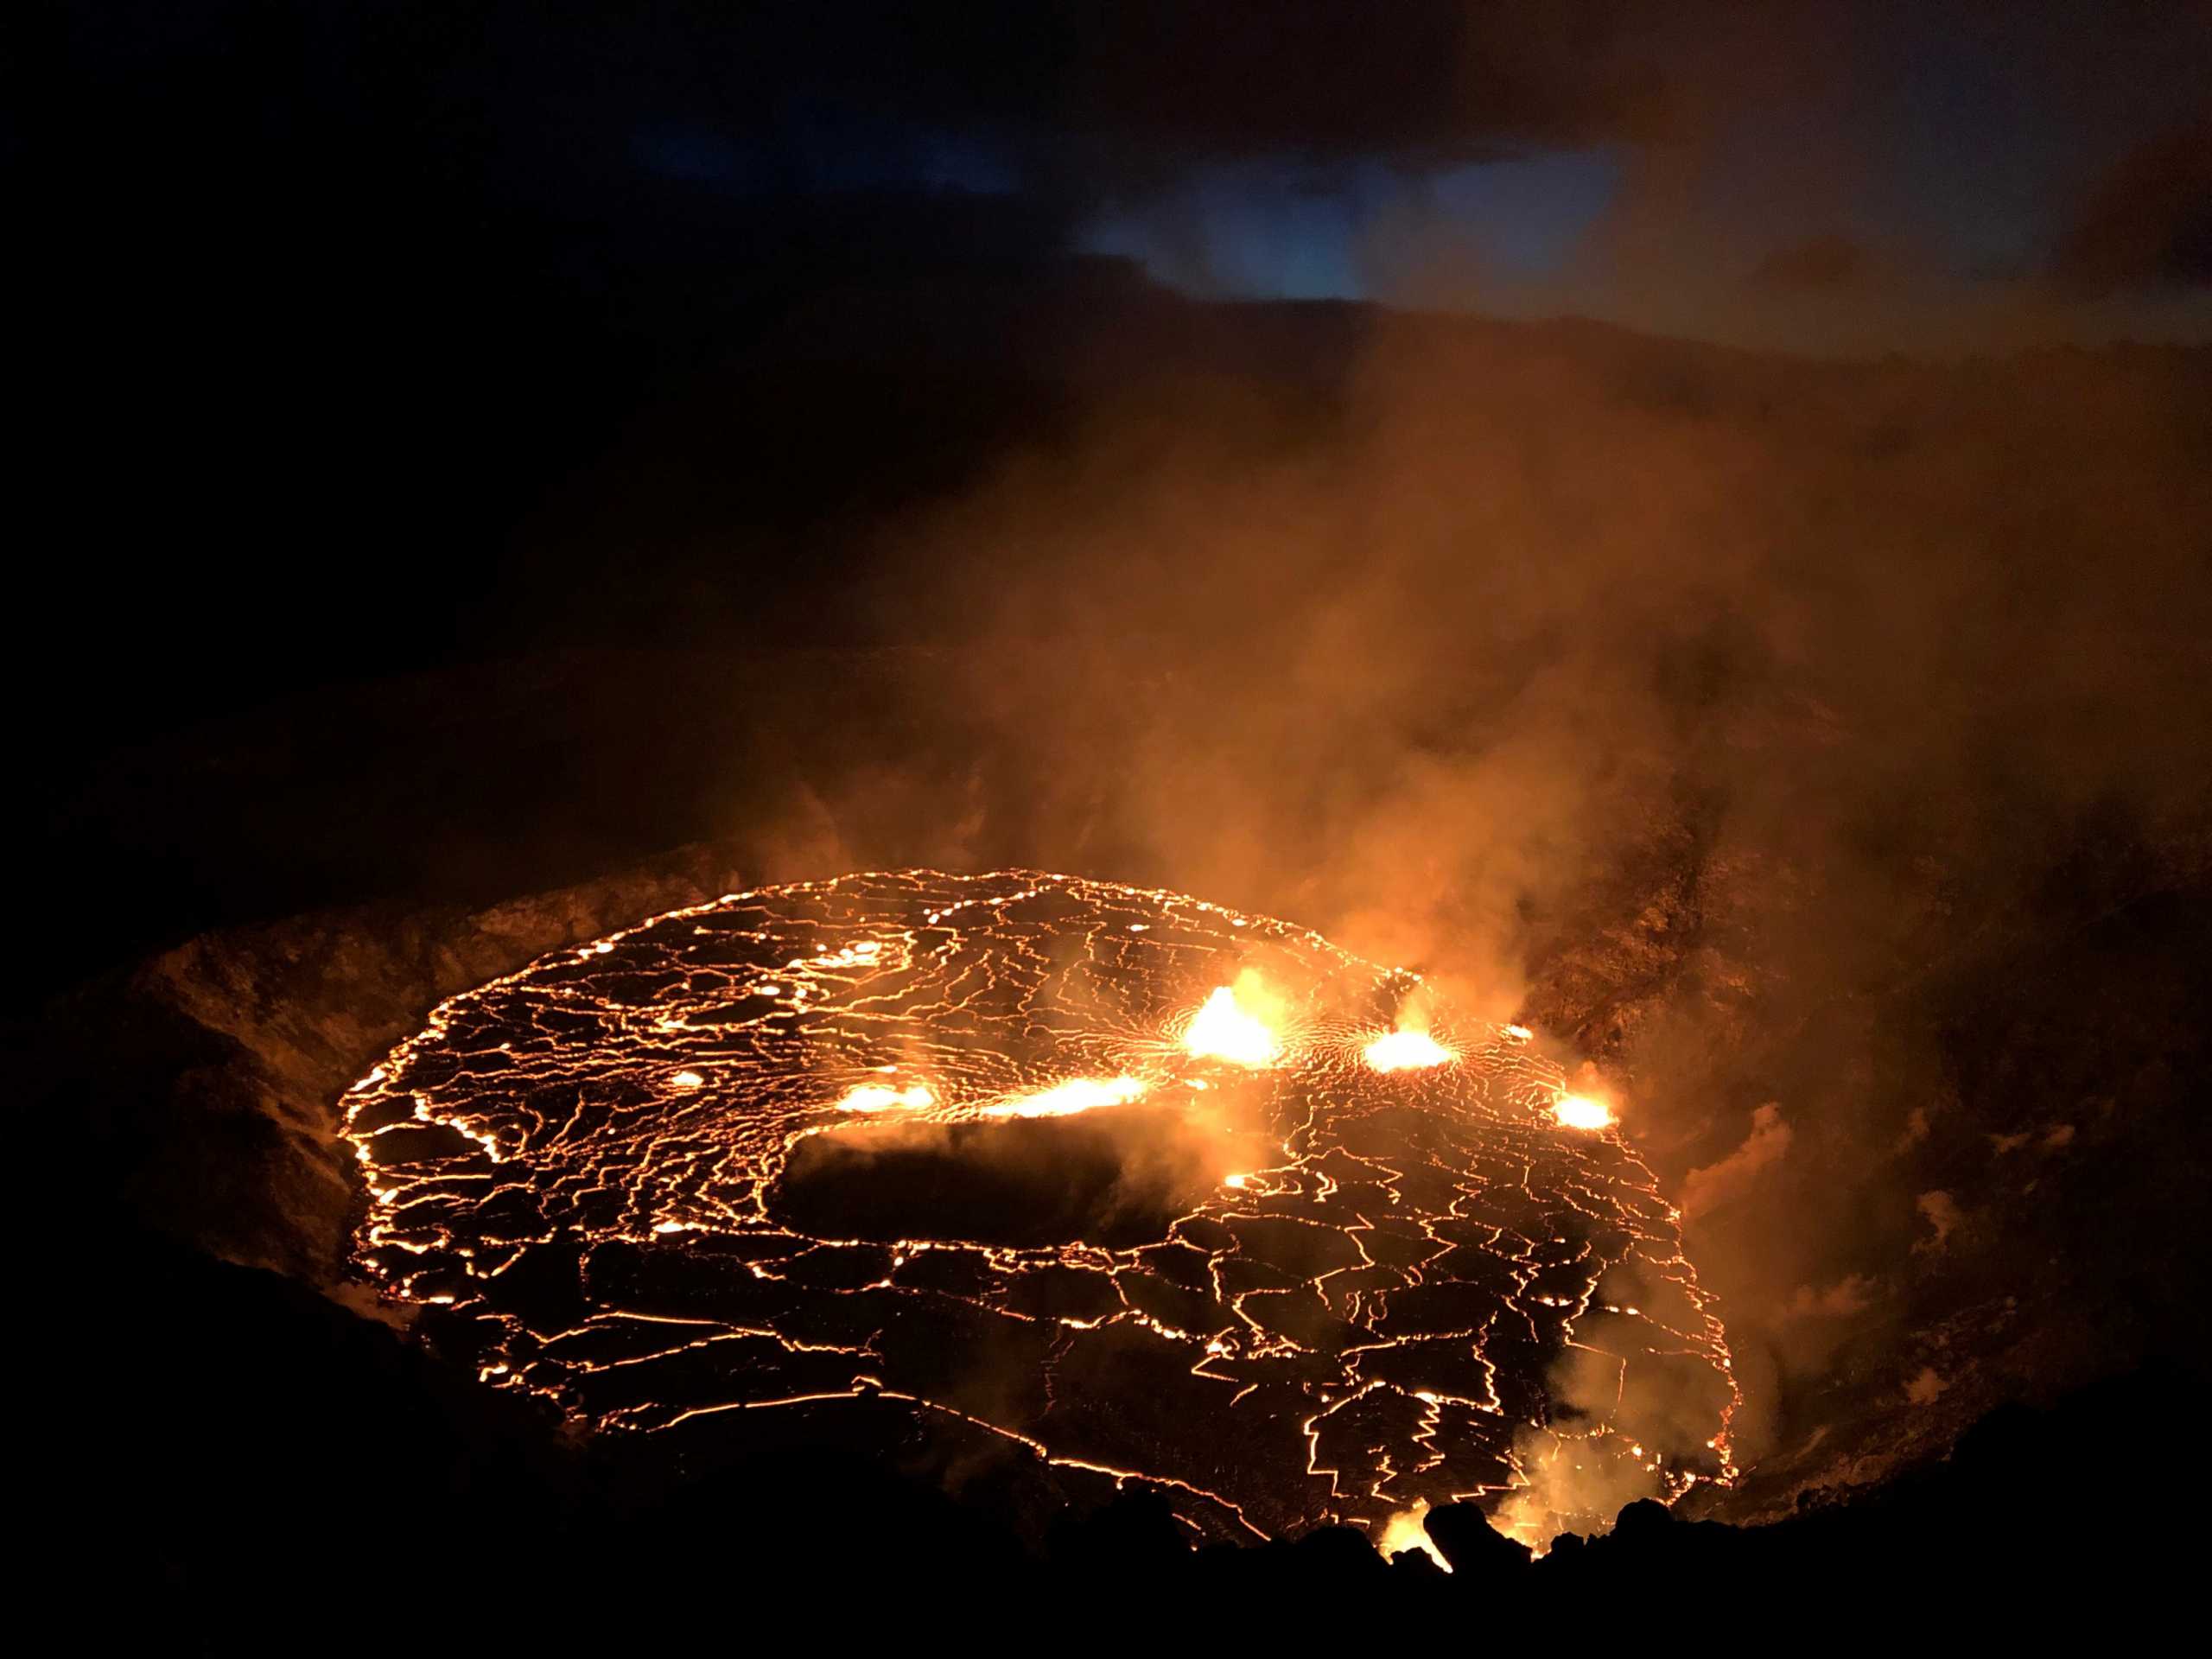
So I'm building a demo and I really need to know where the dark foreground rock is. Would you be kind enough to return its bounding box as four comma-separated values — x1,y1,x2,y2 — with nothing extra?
58,1233,2202,1646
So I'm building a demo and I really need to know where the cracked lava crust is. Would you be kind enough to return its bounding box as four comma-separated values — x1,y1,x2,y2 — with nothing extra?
343,869,1738,1546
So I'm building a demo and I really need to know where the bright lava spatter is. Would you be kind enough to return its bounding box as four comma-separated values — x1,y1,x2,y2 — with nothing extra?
342,871,1738,1547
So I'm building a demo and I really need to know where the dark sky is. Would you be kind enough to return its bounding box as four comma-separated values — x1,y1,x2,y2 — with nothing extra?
23,1,2212,749
48,2,2210,351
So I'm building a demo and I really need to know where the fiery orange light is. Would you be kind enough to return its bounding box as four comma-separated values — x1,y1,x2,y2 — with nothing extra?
1552,1093,1614,1131
980,1075,1146,1118
1363,1028,1453,1072
1376,1500,1451,1571
836,1081,936,1113
1183,982,1281,1067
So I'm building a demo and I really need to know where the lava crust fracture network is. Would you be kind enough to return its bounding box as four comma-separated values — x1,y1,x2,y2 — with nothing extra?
344,870,1738,1545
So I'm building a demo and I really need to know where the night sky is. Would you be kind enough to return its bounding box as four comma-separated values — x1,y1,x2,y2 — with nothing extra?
48,3,2211,349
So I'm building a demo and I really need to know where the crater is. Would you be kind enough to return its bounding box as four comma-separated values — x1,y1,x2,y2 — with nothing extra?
770,1103,1249,1249
342,869,1739,1542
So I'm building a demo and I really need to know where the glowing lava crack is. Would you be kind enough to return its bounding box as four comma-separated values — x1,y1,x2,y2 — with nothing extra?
343,870,1737,1547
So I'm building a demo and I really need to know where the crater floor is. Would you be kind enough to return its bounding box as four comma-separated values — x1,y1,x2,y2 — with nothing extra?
345,870,1737,1542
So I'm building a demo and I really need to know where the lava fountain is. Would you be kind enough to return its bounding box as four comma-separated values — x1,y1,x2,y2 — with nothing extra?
342,870,1736,1545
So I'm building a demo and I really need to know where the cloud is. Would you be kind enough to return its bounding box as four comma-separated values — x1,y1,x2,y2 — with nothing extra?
1681,1105,1793,1222
64,3,2212,355
761,2,1675,175
1916,1192,1961,1255
2050,117,2212,297
1751,235,1866,293
1780,1275,1877,1322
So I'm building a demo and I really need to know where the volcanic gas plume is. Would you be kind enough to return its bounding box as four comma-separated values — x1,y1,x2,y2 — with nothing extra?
343,871,1738,1545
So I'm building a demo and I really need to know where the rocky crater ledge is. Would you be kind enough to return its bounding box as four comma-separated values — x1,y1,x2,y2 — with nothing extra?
52,841,750,1287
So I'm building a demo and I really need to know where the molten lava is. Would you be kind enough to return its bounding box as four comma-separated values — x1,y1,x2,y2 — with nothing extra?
341,870,1735,1546
1376,1499,1452,1570
1183,976,1283,1067
1363,1028,1454,1072
836,1081,937,1113
981,1075,1147,1117
1552,1094,1615,1131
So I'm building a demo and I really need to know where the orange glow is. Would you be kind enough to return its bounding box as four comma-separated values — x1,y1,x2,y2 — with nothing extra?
980,1075,1146,1118
1553,1094,1614,1131
836,1081,936,1112
1184,980,1281,1067
1376,1500,1450,1571
1363,1028,1453,1071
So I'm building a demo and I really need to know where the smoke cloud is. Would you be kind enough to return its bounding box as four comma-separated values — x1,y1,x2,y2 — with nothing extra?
1680,1104,1792,1223
741,302,2212,1484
